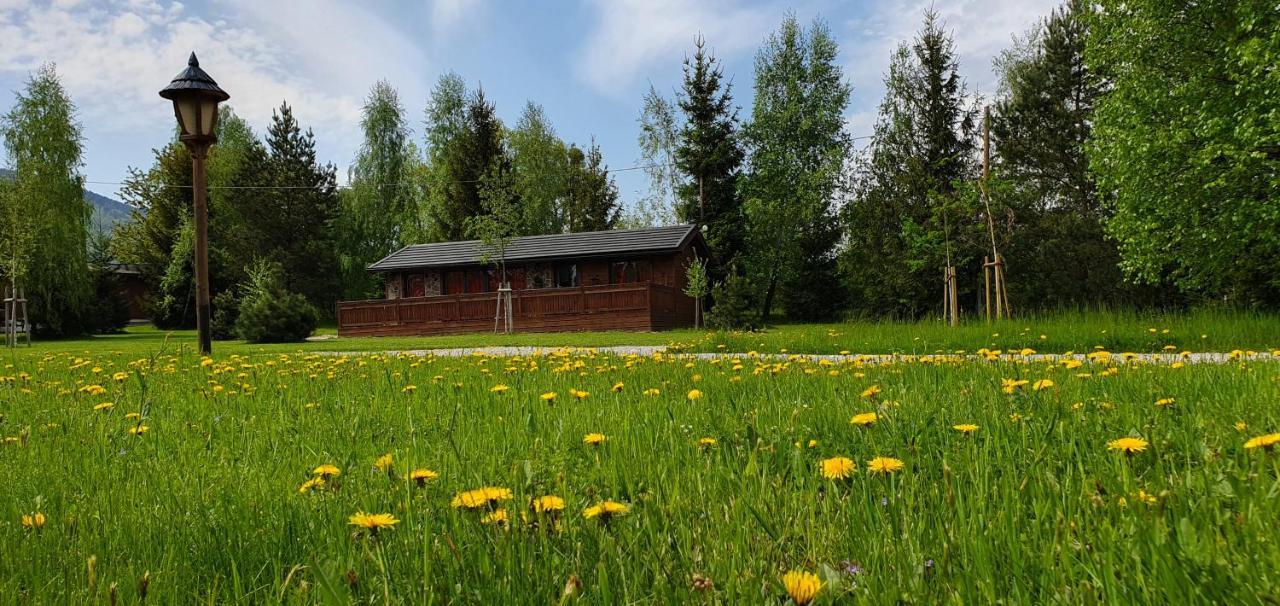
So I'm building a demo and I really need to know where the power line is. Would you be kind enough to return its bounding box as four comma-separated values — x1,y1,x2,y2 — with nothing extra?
63,161,674,191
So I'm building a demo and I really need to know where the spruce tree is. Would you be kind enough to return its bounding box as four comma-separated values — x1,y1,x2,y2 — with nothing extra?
843,11,977,318
426,83,507,242
564,140,621,233
674,36,746,287
256,102,340,312
990,0,1131,307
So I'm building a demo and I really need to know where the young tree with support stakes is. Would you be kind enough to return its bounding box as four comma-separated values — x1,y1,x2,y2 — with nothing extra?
683,255,711,329
469,164,522,334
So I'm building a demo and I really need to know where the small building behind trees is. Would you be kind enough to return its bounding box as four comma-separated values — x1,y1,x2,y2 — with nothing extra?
337,225,704,336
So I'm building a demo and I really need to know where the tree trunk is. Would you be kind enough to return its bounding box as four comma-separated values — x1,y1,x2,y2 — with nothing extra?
760,270,778,325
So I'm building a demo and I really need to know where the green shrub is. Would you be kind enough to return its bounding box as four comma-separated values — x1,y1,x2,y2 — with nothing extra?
707,269,760,330
211,289,239,341
233,260,317,343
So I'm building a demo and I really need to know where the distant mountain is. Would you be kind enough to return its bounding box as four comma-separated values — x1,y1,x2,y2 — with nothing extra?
0,168,135,231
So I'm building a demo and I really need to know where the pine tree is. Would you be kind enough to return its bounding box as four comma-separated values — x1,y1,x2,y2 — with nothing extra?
990,0,1133,307
0,65,92,335
742,15,851,322
675,36,746,286
255,102,340,312
842,11,977,318
564,140,621,232
426,82,507,242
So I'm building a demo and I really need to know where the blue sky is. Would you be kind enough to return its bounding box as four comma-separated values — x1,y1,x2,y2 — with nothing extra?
0,0,1059,209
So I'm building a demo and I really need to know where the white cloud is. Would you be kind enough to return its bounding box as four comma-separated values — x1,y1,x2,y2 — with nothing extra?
576,0,772,97
0,0,429,181
429,0,477,35
839,0,1058,140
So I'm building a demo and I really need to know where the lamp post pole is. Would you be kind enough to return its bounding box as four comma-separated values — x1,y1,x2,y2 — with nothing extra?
159,53,228,355
190,143,212,354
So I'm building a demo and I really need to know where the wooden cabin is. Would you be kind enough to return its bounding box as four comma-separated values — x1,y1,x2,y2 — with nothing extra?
336,225,705,337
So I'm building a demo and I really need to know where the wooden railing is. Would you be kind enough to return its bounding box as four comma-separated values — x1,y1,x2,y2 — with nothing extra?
337,283,681,336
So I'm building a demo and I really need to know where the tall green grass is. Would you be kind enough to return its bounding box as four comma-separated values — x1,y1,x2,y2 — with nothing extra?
1,347,1277,603
10,309,1280,358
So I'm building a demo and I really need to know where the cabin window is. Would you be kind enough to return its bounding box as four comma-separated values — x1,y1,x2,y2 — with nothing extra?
443,271,465,295
406,273,426,298
609,261,639,284
555,263,579,288
527,264,553,289
467,269,488,293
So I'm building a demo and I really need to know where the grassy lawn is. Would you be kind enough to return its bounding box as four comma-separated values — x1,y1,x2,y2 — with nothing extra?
2,344,1278,603
9,309,1279,358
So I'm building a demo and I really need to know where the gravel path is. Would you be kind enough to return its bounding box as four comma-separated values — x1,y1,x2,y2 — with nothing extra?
321,345,1275,365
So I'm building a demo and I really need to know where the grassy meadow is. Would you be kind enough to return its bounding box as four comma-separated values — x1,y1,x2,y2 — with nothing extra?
13,308,1280,358
2,338,1280,603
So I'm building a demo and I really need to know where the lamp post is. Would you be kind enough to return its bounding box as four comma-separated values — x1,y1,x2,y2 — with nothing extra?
159,53,228,355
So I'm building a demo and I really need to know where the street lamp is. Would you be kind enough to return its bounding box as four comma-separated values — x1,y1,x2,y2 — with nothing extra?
159,52,228,355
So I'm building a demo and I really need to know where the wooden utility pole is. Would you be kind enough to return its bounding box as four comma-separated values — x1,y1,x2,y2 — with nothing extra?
980,106,1011,321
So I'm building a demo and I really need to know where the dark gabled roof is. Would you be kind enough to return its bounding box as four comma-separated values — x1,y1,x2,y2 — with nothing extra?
369,225,700,272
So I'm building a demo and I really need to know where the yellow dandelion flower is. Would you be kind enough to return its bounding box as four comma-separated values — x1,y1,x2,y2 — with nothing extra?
860,384,881,398
531,495,565,513
687,389,703,401
1243,433,1280,451
298,477,326,493
953,424,979,434
583,500,629,520
850,412,878,426
409,468,439,485
540,391,557,402
612,382,624,393
1155,397,1175,407
643,388,660,396
570,388,589,400
1032,379,1055,391
481,509,510,526
348,511,399,532
1107,437,1148,454
820,456,856,479
1001,378,1030,394
452,487,513,509
128,425,149,435
375,453,394,472
698,437,717,448
866,456,904,474
489,384,510,394
401,384,417,393
1234,421,1248,431
313,464,341,478
93,402,114,411
781,570,822,606
583,433,606,445
21,512,47,530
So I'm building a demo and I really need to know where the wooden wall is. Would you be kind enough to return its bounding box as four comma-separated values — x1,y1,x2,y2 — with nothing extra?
348,244,704,336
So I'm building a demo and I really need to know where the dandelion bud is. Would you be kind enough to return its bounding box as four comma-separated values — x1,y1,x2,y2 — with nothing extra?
138,570,150,602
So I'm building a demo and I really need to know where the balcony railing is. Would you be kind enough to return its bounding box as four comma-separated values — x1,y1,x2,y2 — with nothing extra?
337,282,683,336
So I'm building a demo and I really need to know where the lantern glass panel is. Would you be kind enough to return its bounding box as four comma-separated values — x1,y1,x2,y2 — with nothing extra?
176,99,197,136
200,99,218,136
